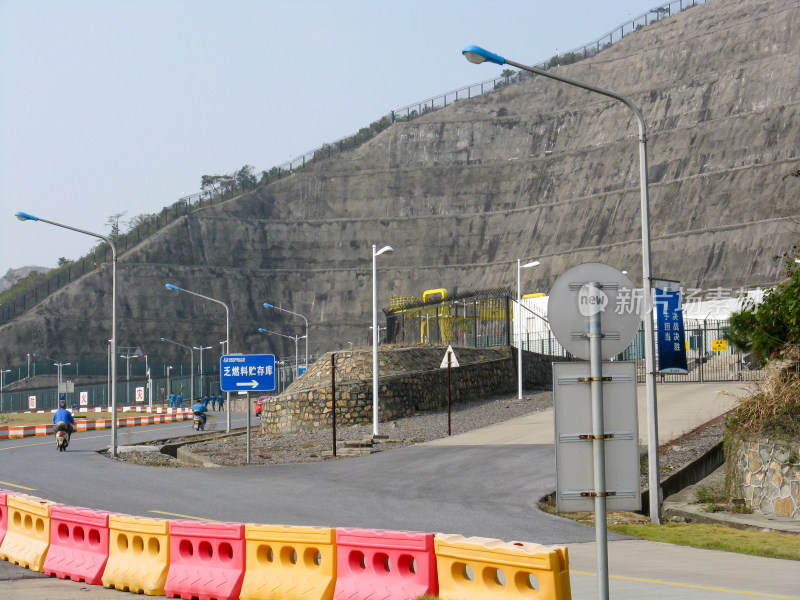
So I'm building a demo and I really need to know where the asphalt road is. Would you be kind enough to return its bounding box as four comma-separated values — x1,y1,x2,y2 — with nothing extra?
1,411,596,544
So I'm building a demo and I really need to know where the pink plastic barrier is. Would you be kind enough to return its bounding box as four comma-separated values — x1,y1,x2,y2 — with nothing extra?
333,528,438,600
0,488,9,545
44,505,112,585
164,520,246,600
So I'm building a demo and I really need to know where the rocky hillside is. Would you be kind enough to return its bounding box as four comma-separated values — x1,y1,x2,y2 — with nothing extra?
1,0,797,367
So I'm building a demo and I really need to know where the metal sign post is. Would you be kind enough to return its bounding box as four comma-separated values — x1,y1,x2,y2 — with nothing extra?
440,346,460,436
220,354,276,465
548,263,641,600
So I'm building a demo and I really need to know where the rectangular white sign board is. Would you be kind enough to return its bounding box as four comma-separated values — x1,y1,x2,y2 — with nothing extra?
554,361,641,512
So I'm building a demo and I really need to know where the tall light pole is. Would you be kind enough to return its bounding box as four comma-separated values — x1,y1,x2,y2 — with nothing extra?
463,45,660,521
166,365,174,401
193,345,213,397
463,44,661,600
372,244,394,436
258,328,306,377
165,283,231,432
119,353,140,405
0,369,10,412
160,338,194,402
263,302,309,373
32,353,71,384
16,212,118,457
517,259,540,400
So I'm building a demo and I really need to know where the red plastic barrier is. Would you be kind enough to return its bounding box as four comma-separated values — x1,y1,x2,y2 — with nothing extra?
164,520,246,600
333,528,438,600
0,489,9,545
43,505,112,584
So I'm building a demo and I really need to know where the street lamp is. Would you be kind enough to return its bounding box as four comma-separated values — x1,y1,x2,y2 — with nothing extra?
32,353,72,384
372,244,394,436
119,351,141,405
193,345,213,397
16,211,119,457
165,283,231,432
0,369,10,412
463,44,660,520
517,259,540,400
463,44,661,600
263,302,309,373
166,365,174,401
257,328,306,377
160,338,195,402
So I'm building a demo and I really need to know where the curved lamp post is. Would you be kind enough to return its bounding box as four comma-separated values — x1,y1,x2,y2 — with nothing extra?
263,302,309,373
372,244,394,436
160,338,195,403
258,328,306,377
463,44,661,600
16,212,119,457
32,353,72,384
166,283,231,432
516,259,540,400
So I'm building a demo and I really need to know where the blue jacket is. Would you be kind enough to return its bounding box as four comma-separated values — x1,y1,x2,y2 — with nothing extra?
191,402,207,414
53,407,75,426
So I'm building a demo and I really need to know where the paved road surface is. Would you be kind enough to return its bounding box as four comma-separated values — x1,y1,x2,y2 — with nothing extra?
2,382,798,599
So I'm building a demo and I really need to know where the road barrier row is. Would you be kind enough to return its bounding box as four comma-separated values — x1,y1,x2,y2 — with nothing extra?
0,409,193,440
0,490,572,599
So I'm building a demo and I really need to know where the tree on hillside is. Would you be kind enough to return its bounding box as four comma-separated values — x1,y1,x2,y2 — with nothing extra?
106,212,127,242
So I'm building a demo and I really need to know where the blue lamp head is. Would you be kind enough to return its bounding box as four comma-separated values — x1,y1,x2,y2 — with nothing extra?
15,211,39,222
160,337,169,342
165,283,180,291
32,352,40,357
258,328,268,333
263,302,274,309
462,45,506,66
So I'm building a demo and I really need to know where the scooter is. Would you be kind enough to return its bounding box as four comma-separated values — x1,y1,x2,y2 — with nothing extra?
193,411,205,431
55,422,70,452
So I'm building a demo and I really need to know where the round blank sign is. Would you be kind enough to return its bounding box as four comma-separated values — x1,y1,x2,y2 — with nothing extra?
547,263,641,360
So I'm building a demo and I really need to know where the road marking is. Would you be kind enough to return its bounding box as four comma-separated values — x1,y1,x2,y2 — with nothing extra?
572,570,800,599
0,480,36,491
149,511,216,521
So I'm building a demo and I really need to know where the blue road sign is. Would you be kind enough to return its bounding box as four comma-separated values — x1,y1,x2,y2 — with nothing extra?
220,354,276,392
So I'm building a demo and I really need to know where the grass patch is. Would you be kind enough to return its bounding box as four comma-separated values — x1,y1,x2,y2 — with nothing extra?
607,523,800,561
0,411,114,426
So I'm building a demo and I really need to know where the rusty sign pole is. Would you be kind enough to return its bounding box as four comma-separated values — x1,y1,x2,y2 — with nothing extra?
331,353,337,457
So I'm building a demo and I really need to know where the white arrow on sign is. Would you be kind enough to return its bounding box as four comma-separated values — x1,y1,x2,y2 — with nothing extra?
440,345,460,369
236,380,259,388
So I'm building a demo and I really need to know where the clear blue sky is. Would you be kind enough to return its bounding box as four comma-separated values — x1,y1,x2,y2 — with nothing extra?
1,0,663,275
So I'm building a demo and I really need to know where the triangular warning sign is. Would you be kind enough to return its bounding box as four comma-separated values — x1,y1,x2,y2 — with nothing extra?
440,345,460,369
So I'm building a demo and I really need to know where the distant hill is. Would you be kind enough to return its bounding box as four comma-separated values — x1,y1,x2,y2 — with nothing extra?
0,0,797,368
0,266,51,293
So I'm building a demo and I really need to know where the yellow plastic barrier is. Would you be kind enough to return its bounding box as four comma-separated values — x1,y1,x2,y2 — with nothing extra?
240,524,336,600
102,514,169,595
434,534,571,600
0,493,56,572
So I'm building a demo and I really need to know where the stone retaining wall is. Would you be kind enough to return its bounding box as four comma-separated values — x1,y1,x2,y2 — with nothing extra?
260,346,557,433
729,437,800,519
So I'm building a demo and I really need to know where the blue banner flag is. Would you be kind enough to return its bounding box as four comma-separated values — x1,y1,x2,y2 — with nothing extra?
655,285,688,374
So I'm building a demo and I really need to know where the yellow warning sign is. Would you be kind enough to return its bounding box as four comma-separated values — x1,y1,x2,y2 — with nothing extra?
712,339,728,352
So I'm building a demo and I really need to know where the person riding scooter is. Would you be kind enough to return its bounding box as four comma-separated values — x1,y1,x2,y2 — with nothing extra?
191,399,208,428
52,398,75,441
